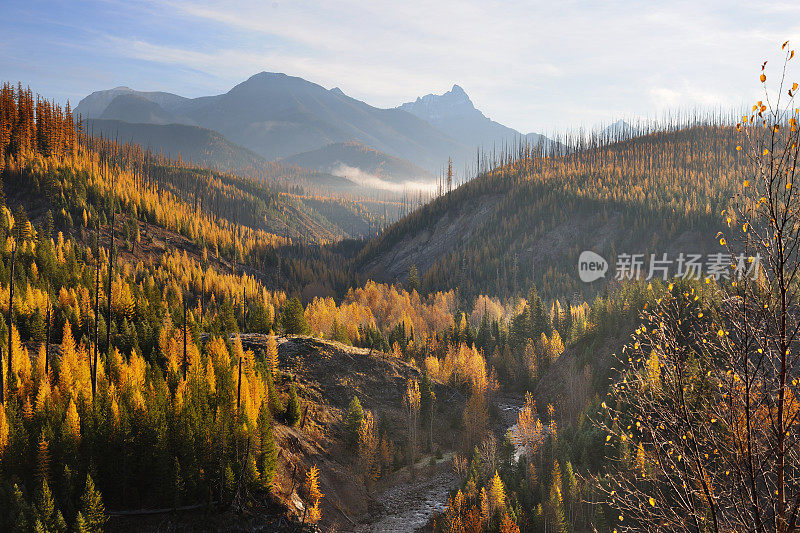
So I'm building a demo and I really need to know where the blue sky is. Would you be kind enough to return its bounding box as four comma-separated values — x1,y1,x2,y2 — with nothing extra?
2,0,799,133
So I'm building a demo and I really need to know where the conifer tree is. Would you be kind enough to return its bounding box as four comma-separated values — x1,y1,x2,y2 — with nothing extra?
258,402,278,490
79,475,106,533
345,396,364,447
266,331,279,376
286,383,301,426
172,458,184,509
35,480,56,532
304,465,323,524
489,470,506,515
500,512,520,533
73,511,90,533
11,483,31,532
280,298,309,335
407,264,421,293
36,435,50,486
547,461,569,533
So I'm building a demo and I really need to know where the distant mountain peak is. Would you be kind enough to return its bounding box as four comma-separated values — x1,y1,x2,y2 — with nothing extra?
243,71,305,84
400,84,479,129
251,71,282,78
449,84,467,97
398,85,551,151
406,84,476,113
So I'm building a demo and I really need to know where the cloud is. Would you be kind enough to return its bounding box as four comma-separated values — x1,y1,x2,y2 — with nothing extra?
330,163,438,194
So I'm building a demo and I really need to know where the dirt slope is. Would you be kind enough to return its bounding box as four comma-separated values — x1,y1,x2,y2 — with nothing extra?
235,334,465,531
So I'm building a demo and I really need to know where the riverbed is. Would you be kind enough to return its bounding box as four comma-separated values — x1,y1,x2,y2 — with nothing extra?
355,397,524,532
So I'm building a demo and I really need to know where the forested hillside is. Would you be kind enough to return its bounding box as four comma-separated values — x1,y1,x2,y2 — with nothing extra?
358,119,741,301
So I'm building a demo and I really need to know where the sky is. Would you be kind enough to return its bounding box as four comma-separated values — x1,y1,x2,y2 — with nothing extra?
2,0,800,134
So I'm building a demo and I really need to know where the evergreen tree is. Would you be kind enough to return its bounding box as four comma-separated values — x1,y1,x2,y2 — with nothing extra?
407,264,421,293
280,298,309,335
330,318,349,344
345,396,365,448
527,284,550,339
35,480,59,533
547,461,569,533
286,383,302,426
72,512,90,533
258,402,278,490
79,475,106,533
266,331,279,376
172,458,184,509
11,483,31,532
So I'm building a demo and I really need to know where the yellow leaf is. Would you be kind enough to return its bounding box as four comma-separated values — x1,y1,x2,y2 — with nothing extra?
649,497,656,507
761,74,767,83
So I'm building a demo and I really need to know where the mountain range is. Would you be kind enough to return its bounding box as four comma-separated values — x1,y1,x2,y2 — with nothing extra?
75,74,550,185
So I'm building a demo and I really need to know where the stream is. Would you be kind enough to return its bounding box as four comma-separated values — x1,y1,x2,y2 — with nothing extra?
355,398,524,532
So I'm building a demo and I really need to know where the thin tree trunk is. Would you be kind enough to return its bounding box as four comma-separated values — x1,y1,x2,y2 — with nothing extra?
106,173,115,353
183,295,188,381
92,225,100,398
5,243,15,399
45,302,50,375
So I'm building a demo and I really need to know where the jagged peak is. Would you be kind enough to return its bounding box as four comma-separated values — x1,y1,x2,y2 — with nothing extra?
449,84,466,96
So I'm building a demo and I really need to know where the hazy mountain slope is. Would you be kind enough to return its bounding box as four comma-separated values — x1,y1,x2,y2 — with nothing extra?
83,118,360,192
74,86,191,120
398,84,550,149
282,141,435,184
99,94,179,125
84,118,269,169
